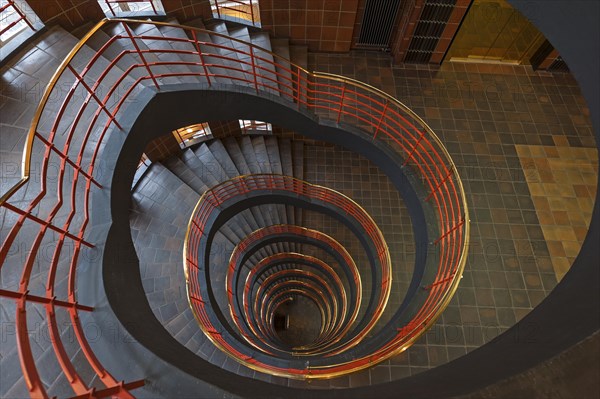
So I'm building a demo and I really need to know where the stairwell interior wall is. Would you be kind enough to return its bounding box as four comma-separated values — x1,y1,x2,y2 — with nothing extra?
260,0,360,52
144,133,181,162
25,0,213,31
208,120,243,139
26,0,105,30
389,0,425,64
430,0,471,64
161,0,212,22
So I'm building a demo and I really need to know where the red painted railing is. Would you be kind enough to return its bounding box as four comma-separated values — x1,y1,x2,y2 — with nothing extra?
211,0,259,27
0,18,468,389
0,0,35,38
185,175,392,372
233,229,359,355
242,253,351,354
103,0,159,16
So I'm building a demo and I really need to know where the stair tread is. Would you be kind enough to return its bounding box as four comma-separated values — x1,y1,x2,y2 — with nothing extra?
250,135,271,174
223,137,252,174
292,141,304,227
203,21,251,85
193,143,228,185
289,44,308,70
249,32,279,95
207,140,240,177
103,23,185,85
181,19,236,85
226,136,270,229
152,19,211,85
270,37,294,99
264,137,289,247
278,138,297,230
196,142,259,234
239,136,261,173
163,156,207,194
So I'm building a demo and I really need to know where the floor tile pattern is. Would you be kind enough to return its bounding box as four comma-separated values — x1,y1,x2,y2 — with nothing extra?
516,144,598,281
304,52,597,386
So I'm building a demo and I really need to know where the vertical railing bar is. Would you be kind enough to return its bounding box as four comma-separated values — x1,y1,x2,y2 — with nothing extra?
402,130,427,167
250,46,259,93
65,65,123,130
337,82,347,123
373,100,389,139
105,0,117,16
191,30,212,87
149,0,158,14
250,0,256,25
6,0,35,30
425,168,454,202
121,22,160,89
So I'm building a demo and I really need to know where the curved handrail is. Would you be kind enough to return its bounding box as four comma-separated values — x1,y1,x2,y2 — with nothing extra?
184,175,392,368
0,17,469,391
230,226,361,356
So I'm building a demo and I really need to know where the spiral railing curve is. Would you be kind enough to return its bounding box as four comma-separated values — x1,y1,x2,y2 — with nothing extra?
0,18,469,396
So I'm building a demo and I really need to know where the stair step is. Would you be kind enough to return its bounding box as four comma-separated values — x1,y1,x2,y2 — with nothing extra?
207,140,240,177
192,143,227,185
249,32,279,96
270,37,294,100
264,137,289,252
132,162,200,217
249,136,279,236
278,138,296,239
222,137,252,174
226,25,257,86
292,141,304,228
163,156,207,194
202,21,251,86
250,135,271,174
180,18,235,85
239,136,261,173
131,22,200,84
101,23,184,86
264,136,283,175
222,137,271,230
206,141,265,233
155,18,212,85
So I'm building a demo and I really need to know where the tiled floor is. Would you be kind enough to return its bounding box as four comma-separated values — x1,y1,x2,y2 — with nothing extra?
516,144,598,280
129,51,597,390
305,51,597,385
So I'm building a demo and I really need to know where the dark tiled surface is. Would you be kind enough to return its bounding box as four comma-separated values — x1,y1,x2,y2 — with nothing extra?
128,49,595,389
302,143,415,329
306,52,596,383
261,0,359,52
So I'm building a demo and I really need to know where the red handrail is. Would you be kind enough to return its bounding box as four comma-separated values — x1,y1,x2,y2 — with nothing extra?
234,231,358,355
211,0,259,26
0,0,35,37
0,18,468,389
104,0,158,17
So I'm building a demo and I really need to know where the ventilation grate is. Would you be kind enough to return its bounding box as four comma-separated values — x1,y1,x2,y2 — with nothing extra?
405,0,456,63
530,39,554,70
548,56,570,73
356,0,403,50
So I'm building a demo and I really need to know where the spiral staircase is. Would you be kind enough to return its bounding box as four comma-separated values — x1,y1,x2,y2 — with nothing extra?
0,17,469,398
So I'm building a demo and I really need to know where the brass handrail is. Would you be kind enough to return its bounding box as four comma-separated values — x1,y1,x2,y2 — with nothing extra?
1,17,469,382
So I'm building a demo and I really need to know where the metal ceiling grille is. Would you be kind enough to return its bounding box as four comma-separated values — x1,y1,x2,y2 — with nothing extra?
405,0,456,63
548,56,570,72
356,0,403,50
530,39,554,70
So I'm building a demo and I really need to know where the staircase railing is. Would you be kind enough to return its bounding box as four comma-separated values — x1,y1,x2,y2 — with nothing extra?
0,18,468,393
210,0,260,27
